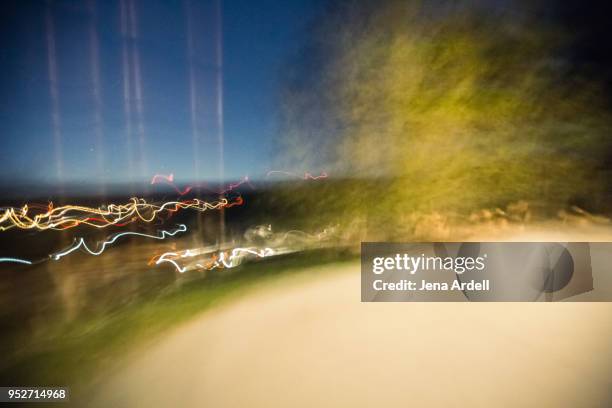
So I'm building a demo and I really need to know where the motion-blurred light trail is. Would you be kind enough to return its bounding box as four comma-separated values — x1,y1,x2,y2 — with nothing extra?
45,1,64,183
0,257,33,265
88,0,106,192
150,173,175,184
266,171,328,180
149,170,328,197
155,246,274,273
215,247,274,269
52,224,188,260
120,0,135,180
0,197,233,232
153,224,338,273
150,173,252,196
0,225,188,267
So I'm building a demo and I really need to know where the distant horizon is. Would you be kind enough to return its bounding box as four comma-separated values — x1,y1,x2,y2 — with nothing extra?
0,170,334,201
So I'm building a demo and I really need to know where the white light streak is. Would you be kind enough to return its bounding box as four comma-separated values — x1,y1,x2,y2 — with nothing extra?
52,224,188,260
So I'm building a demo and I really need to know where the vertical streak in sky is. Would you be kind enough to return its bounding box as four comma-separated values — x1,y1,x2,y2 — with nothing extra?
129,0,147,180
88,0,106,194
120,0,134,183
215,0,225,241
185,0,201,185
45,1,64,186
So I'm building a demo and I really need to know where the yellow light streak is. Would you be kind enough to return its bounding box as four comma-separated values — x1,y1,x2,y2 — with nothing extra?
0,197,232,232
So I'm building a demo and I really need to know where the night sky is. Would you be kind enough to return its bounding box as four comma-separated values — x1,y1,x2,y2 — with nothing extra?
0,0,325,189
1,0,611,193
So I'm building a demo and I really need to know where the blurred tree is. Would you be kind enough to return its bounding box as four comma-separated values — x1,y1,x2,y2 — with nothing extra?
277,0,611,238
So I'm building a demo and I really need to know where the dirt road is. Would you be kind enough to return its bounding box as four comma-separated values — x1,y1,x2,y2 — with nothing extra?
89,259,612,407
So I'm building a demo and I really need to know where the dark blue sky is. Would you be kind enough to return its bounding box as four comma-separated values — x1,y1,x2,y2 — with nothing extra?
0,0,324,188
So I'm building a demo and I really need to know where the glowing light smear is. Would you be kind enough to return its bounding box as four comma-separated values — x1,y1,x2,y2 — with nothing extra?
184,0,202,184
150,173,252,196
215,0,226,241
128,0,147,178
155,246,274,273
266,171,328,180
120,0,135,181
1,225,188,266
150,173,175,184
149,170,327,197
88,0,105,192
150,173,193,195
152,224,338,273
45,2,64,183
52,224,187,260
0,197,233,232
0,258,33,265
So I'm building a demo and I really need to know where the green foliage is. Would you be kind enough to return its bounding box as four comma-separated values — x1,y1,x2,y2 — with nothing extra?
277,0,611,236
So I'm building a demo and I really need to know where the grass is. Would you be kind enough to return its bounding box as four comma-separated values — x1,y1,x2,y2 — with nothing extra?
0,248,357,399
